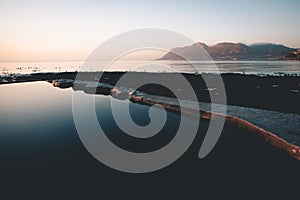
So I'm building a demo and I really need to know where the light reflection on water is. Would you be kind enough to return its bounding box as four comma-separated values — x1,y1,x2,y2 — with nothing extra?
0,81,187,167
1,60,300,75
1,80,299,192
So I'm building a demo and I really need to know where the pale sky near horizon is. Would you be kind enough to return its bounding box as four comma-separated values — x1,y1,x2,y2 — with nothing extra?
0,0,299,61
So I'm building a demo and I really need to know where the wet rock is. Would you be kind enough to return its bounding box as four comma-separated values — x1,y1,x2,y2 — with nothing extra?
110,88,128,100
52,79,74,88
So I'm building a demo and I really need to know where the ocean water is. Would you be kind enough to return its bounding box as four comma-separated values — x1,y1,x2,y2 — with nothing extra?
1,60,300,75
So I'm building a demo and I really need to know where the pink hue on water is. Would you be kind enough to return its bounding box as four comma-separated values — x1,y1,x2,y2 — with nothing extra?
1,60,300,76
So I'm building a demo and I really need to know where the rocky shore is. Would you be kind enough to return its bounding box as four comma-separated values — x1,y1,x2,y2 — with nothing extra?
51,75,300,160
1,71,300,160
2,71,298,113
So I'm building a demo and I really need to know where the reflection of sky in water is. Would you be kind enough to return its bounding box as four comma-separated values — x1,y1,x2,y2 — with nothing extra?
0,82,187,167
1,81,299,170
0,82,76,167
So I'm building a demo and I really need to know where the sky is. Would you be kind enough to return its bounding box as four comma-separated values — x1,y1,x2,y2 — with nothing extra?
0,0,299,61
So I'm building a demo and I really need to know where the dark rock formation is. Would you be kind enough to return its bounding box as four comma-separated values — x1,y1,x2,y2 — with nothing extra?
158,42,297,60
158,42,210,60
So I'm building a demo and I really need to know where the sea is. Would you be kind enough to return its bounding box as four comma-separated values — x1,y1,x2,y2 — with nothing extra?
1,60,300,76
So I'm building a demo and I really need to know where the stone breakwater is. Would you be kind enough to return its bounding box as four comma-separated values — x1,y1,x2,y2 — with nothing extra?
129,95,300,160
2,71,300,113
51,79,300,160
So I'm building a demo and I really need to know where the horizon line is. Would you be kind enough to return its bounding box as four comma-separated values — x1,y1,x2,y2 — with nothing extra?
1,41,299,63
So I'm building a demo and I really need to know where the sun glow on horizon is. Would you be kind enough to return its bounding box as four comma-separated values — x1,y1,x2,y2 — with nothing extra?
0,0,299,62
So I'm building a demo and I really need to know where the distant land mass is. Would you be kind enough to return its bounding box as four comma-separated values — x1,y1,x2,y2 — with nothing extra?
158,42,300,61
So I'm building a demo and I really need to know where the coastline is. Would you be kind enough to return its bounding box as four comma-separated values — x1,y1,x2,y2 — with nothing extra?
131,96,300,160
1,78,300,198
1,71,300,160
1,71,299,113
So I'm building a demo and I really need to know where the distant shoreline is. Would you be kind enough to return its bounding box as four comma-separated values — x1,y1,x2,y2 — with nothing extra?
158,42,300,61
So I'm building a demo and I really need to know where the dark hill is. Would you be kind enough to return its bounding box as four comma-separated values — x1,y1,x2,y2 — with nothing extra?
158,42,296,60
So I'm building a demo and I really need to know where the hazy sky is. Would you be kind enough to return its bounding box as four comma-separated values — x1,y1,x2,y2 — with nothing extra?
0,0,299,61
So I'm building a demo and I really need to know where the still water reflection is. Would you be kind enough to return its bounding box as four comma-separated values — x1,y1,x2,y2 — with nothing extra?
0,81,188,168
1,82,299,197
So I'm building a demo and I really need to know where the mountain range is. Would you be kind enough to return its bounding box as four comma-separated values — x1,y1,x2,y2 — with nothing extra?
158,42,300,60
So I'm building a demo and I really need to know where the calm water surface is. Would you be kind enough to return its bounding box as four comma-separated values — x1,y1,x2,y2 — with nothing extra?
1,60,300,75
1,81,300,198
0,81,189,168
